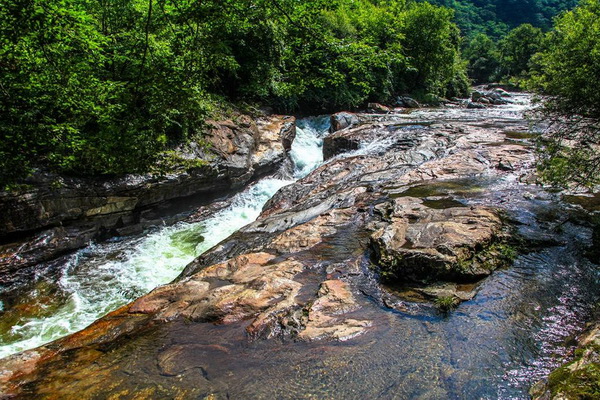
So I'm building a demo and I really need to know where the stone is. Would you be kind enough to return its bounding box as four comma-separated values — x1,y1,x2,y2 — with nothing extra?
471,91,484,101
130,252,305,324
398,96,420,108
330,112,360,132
467,101,486,109
370,197,505,283
298,280,370,341
367,103,391,113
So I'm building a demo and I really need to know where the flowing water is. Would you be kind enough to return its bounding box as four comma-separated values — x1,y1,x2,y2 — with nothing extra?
0,117,331,359
2,99,599,399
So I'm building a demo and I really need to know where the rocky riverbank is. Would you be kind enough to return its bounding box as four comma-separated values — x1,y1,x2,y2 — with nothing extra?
531,322,600,400
1,92,598,399
0,114,295,290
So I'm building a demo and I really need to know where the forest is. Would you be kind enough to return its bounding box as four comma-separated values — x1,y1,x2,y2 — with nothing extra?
428,0,578,37
0,0,598,188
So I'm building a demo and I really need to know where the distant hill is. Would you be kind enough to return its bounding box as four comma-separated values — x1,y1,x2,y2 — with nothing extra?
427,0,578,37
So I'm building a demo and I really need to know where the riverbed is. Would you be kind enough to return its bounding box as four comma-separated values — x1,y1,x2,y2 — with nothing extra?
1,95,598,399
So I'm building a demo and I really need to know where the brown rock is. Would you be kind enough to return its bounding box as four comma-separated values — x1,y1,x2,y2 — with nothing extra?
298,280,370,341
131,252,304,324
367,103,391,113
330,112,359,132
371,197,504,283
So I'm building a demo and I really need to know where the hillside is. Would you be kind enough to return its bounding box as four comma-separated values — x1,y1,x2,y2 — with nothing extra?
428,0,578,37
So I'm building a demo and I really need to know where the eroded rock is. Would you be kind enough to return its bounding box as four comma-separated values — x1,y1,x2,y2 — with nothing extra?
330,112,359,132
0,114,297,287
371,197,506,283
299,280,371,341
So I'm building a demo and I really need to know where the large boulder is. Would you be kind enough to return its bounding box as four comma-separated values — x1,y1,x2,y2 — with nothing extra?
371,197,507,283
398,96,420,108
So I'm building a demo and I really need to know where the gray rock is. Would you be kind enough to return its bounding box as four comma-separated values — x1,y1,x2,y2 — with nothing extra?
471,91,484,101
330,112,360,132
467,101,486,109
398,96,420,108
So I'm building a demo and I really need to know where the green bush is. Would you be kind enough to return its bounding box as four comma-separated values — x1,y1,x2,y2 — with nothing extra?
529,0,600,187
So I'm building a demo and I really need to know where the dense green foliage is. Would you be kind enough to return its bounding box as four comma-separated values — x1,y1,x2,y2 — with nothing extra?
497,24,544,78
463,23,543,83
463,32,500,83
530,0,600,187
0,0,468,188
428,0,578,38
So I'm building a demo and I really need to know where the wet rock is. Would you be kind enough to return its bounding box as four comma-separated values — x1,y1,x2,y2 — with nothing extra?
471,91,484,102
367,103,391,113
298,280,371,341
253,115,296,175
0,114,296,286
330,112,359,132
130,252,304,324
371,197,505,283
157,344,227,377
398,96,420,108
322,130,361,160
494,88,511,97
531,324,600,400
270,209,355,254
467,101,486,109
414,282,480,307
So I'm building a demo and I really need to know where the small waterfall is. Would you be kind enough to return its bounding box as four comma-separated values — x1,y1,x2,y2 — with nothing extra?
0,116,331,359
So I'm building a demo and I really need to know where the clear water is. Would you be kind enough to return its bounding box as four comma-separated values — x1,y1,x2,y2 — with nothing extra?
0,117,331,359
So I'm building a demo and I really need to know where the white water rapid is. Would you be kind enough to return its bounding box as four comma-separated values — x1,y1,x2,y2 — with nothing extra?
0,117,331,359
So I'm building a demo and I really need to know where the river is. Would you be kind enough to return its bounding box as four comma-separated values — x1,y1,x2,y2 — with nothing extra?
0,117,331,359
1,97,598,399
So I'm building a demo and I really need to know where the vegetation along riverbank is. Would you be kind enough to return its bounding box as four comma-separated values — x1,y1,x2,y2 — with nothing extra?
1,0,599,399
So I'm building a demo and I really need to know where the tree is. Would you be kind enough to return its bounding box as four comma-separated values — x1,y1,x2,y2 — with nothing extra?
463,33,500,83
498,23,544,79
0,0,469,188
530,0,600,187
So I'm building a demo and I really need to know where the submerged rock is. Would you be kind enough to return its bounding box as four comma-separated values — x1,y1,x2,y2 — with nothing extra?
298,280,371,341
